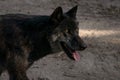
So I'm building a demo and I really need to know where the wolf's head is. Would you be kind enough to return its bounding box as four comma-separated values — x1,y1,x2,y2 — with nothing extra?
48,6,87,61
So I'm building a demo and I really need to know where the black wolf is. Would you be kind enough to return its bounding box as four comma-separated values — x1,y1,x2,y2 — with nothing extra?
0,5,87,80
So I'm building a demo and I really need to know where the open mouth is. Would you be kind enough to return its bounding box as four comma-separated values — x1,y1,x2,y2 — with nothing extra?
60,42,80,61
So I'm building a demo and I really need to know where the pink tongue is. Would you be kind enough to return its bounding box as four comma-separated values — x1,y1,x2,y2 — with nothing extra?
73,51,80,61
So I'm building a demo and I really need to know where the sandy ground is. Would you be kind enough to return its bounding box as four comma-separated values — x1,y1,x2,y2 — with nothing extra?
0,0,120,80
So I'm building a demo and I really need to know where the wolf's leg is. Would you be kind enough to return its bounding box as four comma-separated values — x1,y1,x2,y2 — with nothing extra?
7,56,29,80
0,66,4,76
0,64,6,77
8,70,28,80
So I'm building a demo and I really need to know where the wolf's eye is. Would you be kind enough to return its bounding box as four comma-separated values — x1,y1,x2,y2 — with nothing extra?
65,29,73,35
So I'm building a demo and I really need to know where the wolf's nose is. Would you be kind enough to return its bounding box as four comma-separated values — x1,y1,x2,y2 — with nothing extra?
80,44,87,50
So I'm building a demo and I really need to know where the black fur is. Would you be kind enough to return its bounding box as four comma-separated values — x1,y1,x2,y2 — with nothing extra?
0,6,87,80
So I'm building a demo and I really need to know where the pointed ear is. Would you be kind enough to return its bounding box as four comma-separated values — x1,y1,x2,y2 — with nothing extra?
50,7,63,23
66,5,78,18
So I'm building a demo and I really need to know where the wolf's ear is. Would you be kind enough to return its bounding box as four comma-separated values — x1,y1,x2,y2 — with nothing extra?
50,7,63,23
66,5,78,18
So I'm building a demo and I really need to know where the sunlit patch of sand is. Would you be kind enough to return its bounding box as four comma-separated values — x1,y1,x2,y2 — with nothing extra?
79,29,120,45
79,29,120,38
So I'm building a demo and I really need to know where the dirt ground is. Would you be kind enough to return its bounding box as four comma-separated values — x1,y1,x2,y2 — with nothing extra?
0,0,120,80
